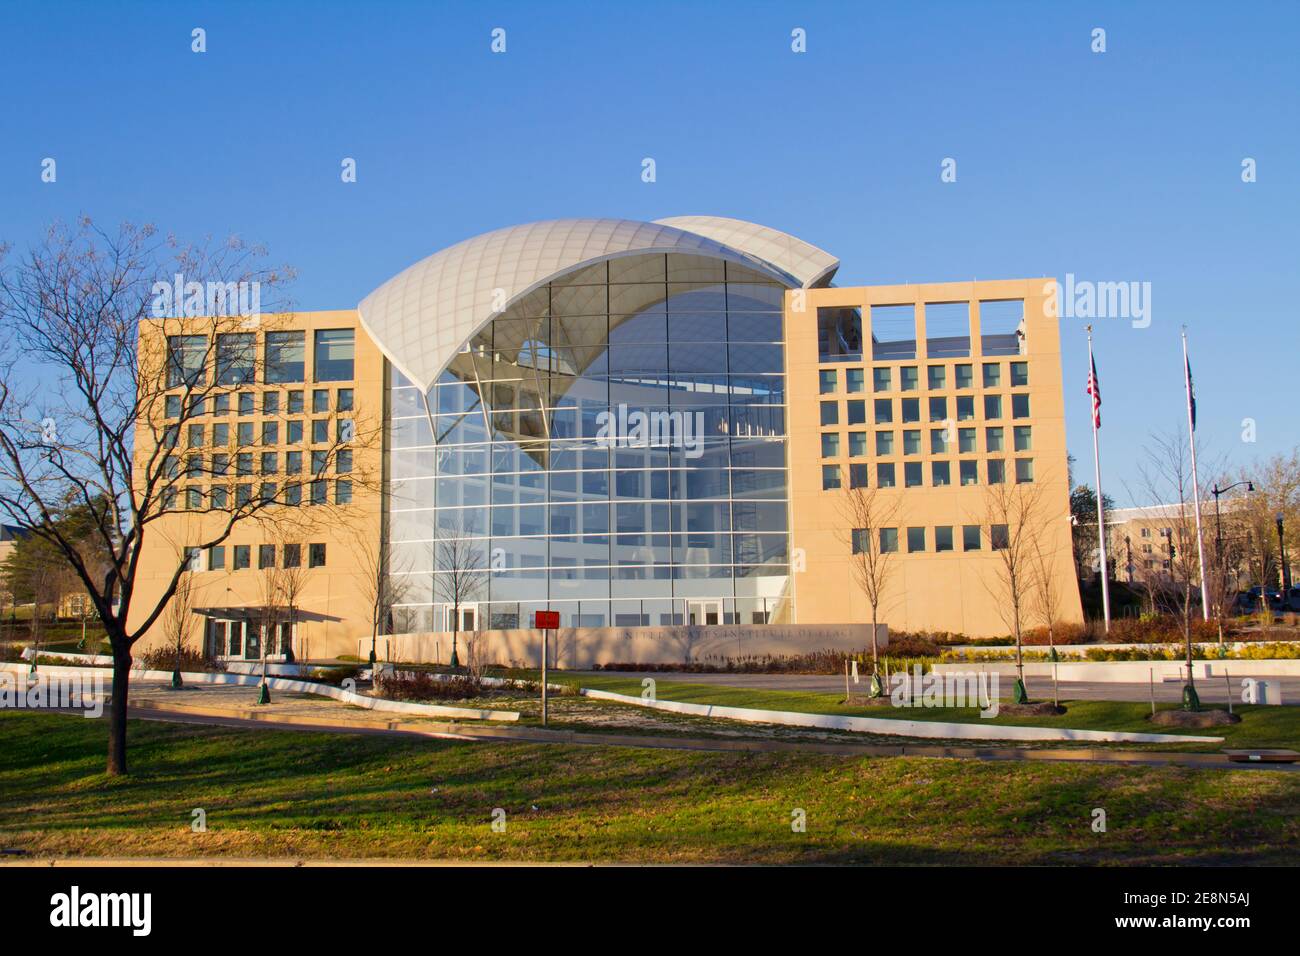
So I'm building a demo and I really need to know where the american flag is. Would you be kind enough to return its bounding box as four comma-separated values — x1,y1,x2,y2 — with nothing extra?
1086,355,1101,429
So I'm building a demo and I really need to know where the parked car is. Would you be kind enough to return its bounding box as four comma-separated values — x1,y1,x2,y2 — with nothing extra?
1244,586,1283,611
1286,587,1300,613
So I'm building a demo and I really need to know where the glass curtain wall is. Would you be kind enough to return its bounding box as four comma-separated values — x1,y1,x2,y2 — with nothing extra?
386,253,792,631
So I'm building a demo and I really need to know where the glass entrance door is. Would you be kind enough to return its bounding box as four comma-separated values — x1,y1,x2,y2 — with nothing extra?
686,600,722,626
435,603,478,632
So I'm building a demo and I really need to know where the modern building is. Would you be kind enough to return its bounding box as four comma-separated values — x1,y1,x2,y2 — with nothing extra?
132,216,1082,663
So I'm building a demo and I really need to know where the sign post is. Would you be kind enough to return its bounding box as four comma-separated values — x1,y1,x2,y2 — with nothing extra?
534,610,559,726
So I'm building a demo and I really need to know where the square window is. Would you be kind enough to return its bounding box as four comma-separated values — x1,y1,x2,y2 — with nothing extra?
873,367,892,392
284,483,302,506
821,464,841,490
879,527,898,554
849,463,868,488
262,392,280,415
983,363,1001,388
901,398,920,423
287,390,304,415
261,421,278,446
260,452,277,474
313,389,330,413
236,483,252,506
258,544,276,570
935,526,954,552
236,452,253,476
846,400,866,425
335,479,353,504
958,427,976,454
928,396,947,422
1014,425,1032,451
988,459,1006,484
986,426,1004,452
310,479,328,505
265,331,305,384
211,485,229,509
1010,362,1029,387
287,420,303,444
208,546,225,571
962,525,982,551
259,481,277,503
959,460,979,485
955,364,973,389
1015,458,1034,483
213,393,231,415
212,422,230,446
875,430,894,455
237,422,254,446
285,451,303,474
337,449,353,474
819,369,837,394
907,527,926,552
309,543,327,567
900,366,918,391
851,528,870,554
903,430,921,455
846,368,864,393
955,395,974,421
848,432,867,457
984,395,1002,420
821,433,840,458
874,399,893,424
233,545,251,570
876,462,896,488
931,461,951,486
187,424,205,447
991,524,1010,550
904,461,922,487
1012,393,1030,419
927,366,946,390
820,401,839,426
337,388,354,412
312,419,329,443
283,543,301,568
311,449,329,475
238,392,254,416
314,329,355,382
165,395,181,418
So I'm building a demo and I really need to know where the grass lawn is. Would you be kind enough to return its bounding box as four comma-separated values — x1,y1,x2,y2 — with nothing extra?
513,671,1300,751
1,711,1297,864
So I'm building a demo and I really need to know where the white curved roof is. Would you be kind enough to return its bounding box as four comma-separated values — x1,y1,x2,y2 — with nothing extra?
357,217,837,392
653,215,838,289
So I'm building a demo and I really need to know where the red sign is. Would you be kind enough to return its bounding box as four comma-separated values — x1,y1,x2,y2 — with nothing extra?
534,610,560,629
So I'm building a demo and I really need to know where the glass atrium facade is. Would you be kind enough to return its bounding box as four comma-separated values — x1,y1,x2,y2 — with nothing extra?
385,252,793,632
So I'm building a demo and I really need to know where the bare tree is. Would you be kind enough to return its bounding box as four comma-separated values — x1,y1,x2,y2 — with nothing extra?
980,478,1046,702
350,518,411,666
432,521,488,670
839,483,902,694
162,547,197,688
254,551,287,702
0,218,372,774
1131,430,1218,709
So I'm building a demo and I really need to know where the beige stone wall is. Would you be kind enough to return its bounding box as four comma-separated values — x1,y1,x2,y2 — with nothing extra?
784,280,1083,638
129,310,384,660
372,622,888,669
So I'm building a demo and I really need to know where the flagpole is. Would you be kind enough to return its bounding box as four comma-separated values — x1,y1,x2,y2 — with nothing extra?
1182,328,1211,620
1087,326,1111,632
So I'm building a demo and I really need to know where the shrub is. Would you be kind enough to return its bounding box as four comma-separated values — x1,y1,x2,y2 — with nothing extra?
374,670,483,701
306,665,363,686
136,647,226,673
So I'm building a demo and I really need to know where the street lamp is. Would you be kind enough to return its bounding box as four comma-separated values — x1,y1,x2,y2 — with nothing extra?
1209,480,1254,641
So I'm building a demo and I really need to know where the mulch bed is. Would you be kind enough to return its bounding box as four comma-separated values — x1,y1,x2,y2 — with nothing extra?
1149,709,1241,728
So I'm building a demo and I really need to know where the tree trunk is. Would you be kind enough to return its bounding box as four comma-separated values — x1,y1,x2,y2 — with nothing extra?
108,641,132,776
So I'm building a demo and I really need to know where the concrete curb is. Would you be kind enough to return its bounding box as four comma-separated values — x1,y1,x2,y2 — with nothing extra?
578,687,1224,744
0,662,519,722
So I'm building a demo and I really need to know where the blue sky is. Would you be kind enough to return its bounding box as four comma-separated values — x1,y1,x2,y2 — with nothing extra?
2,0,1296,501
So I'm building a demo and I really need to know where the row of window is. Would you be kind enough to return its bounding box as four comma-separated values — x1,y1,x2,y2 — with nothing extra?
820,393,1030,427
186,541,328,572
167,449,353,479
165,479,353,510
820,361,1029,395
822,426,1032,458
167,417,354,451
823,458,1035,490
164,387,354,419
167,329,355,387
851,524,1010,554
